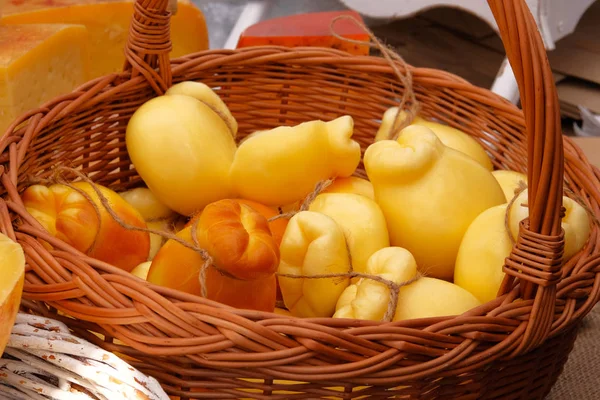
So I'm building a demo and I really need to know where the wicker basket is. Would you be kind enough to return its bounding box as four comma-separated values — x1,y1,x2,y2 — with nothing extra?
1,0,599,398
1,312,170,400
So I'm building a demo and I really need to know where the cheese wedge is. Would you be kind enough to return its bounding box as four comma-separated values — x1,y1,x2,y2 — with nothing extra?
0,0,209,79
0,24,90,133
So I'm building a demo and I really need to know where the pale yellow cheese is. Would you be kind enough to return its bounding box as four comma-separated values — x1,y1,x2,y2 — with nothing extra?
0,24,90,133
0,0,209,80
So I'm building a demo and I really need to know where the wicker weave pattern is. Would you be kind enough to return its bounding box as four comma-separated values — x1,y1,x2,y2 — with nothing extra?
1,0,599,398
0,313,169,399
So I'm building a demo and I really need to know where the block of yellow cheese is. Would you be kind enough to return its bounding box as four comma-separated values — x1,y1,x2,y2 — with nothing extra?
0,0,209,80
0,24,90,133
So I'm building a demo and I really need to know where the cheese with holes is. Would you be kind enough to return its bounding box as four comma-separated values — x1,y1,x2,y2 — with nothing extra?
0,0,209,79
0,24,90,133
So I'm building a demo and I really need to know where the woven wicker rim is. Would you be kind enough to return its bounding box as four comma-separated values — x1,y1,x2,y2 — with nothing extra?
1,313,169,399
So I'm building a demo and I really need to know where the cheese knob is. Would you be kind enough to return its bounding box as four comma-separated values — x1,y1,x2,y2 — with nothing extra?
364,125,506,280
334,247,417,321
278,211,351,318
229,116,361,206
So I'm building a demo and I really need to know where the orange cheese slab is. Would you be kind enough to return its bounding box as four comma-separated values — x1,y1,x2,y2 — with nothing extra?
0,0,209,79
236,10,370,55
0,24,90,133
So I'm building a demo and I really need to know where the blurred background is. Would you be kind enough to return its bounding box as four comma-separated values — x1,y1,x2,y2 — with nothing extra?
195,0,347,50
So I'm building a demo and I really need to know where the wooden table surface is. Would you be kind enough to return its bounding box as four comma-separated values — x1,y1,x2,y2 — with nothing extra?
571,136,600,168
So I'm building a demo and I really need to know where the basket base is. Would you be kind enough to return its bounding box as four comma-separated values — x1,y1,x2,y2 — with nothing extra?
479,324,579,400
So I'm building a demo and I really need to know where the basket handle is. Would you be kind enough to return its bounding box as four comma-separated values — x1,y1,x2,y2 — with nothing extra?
120,0,564,352
122,0,173,94
488,0,565,353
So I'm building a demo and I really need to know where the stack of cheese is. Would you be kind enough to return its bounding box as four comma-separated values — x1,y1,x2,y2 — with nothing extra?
0,0,209,133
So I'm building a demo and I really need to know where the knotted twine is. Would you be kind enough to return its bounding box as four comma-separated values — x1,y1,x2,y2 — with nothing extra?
323,17,597,307
497,179,600,298
268,178,423,322
264,17,429,321
276,252,423,322
329,14,421,140
268,179,335,222
27,166,216,299
503,180,577,245
30,167,421,321
505,180,529,246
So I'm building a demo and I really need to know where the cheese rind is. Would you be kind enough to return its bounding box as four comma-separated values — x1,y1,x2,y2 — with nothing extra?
0,0,209,79
0,24,90,133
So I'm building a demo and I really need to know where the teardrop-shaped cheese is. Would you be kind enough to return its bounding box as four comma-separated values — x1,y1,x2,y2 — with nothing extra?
364,125,506,280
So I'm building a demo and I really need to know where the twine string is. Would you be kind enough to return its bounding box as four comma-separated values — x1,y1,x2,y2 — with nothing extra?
30,166,226,296
268,179,335,222
277,262,422,322
276,219,422,322
49,168,422,319
503,180,582,246
504,180,529,245
329,15,421,140
188,216,214,298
